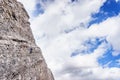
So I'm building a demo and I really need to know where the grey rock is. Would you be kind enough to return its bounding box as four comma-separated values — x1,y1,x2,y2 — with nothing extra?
0,0,54,80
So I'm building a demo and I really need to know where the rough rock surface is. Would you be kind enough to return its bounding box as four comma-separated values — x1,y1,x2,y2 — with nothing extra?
0,0,54,80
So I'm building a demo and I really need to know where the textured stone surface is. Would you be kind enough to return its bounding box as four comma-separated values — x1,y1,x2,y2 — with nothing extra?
0,0,54,80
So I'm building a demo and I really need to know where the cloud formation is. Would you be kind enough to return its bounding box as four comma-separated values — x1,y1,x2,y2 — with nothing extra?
18,0,120,80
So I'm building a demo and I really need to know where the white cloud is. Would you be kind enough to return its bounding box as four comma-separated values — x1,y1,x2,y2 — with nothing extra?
88,15,120,52
18,0,120,80
57,67,120,80
31,0,106,38
40,14,120,80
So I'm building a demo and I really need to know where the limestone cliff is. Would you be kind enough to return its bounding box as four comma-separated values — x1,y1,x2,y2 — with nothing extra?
0,0,54,80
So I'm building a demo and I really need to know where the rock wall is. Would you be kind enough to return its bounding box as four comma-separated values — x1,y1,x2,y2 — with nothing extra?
0,0,54,80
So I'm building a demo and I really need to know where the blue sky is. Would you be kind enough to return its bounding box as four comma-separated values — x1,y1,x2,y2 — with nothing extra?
18,0,120,80
89,0,120,26
70,0,120,68
89,0,120,68
33,3,44,16
71,37,107,56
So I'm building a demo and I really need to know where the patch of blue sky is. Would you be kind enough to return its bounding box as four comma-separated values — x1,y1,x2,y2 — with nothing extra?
89,0,120,27
71,0,78,2
98,45,120,68
71,36,120,68
82,37,107,53
33,3,44,17
33,0,55,17
71,37,107,56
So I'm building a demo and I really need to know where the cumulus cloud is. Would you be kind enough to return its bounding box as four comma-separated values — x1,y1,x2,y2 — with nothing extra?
47,14,120,80
18,0,120,80
31,0,106,38
88,15,120,52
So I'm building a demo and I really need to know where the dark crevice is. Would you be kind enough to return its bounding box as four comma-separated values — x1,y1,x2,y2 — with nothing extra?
12,12,17,21
11,72,19,79
0,37,28,43
0,36,2,39
12,39,28,43
0,7,4,13
29,48,33,54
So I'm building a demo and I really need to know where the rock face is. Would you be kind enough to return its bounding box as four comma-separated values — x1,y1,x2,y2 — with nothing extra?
0,0,54,80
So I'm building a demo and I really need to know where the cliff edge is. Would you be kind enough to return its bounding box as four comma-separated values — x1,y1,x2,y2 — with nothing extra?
0,0,54,80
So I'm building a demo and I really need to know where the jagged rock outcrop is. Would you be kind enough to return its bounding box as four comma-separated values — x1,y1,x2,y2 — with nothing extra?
0,0,54,80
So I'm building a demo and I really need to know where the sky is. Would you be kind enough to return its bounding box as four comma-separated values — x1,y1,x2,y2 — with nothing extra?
18,0,120,80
